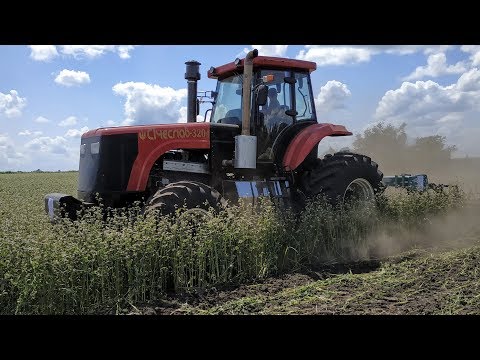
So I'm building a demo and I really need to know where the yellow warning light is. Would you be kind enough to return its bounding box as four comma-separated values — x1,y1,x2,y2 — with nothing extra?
263,74,275,83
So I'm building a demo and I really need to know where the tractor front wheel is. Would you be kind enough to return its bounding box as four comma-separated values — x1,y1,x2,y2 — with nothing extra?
144,181,227,219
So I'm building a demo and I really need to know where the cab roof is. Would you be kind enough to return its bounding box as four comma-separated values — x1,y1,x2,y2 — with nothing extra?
207,56,317,79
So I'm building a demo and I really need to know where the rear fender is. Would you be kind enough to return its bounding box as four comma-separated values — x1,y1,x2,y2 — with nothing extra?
282,123,352,171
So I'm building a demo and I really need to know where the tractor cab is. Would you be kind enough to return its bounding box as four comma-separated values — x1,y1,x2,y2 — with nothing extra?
208,56,318,163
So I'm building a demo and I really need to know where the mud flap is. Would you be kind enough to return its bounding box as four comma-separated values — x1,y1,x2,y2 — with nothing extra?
44,193,83,222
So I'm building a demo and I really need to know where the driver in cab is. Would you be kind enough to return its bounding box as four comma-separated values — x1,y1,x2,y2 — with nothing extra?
265,87,282,119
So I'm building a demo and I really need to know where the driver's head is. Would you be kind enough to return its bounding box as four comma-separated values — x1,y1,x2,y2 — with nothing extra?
268,87,278,99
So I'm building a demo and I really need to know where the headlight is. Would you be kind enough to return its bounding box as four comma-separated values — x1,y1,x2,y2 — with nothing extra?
90,142,100,154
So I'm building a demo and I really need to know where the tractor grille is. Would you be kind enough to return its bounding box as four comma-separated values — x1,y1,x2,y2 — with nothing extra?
78,134,138,199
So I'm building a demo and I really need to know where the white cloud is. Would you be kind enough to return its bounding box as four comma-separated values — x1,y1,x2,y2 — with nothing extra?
65,126,89,138
372,45,453,55
0,134,8,145
0,90,27,118
0,133,25,169
456,67,480,92
58,116,78,127
34,116,50,123
317,135,354,157
402,53,466,81
112,82,187,125
25,136,69,155
461,45,480,67
27,45,136,62
60,45,113,59
296,46,372,66
12,142,79,171
54,69,91,87
117,45,135,59
28,45,59,61
178,106,187,123
59,45,136,60
18,130,43,136
177,106,204,123
376,70,480,123
423,46,454,55
295,45,456,66
315,80,352,115
374,68,480,155
106,120,116,126
243,45,288,57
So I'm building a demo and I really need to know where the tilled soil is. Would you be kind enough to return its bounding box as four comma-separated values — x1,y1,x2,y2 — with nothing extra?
126,203,480,315
125,259,386,315
126,243,480,315
126,273,319,315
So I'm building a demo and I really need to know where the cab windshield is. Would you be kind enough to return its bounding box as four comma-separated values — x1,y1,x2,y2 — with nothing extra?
211,74,243,125
210,70,316,125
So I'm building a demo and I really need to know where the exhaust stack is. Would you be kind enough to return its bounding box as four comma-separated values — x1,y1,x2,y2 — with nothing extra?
234,49,258,169
185,60,201,123
241,49,258,135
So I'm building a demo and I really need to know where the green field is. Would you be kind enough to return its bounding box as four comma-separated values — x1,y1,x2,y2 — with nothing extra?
1,172,478,315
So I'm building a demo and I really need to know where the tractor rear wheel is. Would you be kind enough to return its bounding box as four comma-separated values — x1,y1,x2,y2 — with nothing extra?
298,151,384,206
144,181,227,218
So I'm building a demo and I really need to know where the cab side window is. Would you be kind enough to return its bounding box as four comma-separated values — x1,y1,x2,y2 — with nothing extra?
294,72,315,121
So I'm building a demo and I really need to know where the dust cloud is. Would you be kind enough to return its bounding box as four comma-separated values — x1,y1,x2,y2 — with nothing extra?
359,132,480,257
319,123,480,197
318,123,480,259
369,201,480,259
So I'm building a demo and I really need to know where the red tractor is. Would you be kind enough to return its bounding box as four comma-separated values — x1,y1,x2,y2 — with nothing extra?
44,49,383,221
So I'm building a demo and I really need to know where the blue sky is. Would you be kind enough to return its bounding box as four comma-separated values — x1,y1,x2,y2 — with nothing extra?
1,45,480,171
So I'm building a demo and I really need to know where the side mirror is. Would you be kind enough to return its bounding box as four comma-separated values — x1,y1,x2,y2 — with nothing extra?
256,85,268,106
196,99,200,116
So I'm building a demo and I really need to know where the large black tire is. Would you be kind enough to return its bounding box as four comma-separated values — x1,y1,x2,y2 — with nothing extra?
298,151,384,206
144,181,227,217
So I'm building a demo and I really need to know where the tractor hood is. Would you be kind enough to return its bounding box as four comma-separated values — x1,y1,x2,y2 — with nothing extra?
79,122,214,196
82,122,211,139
